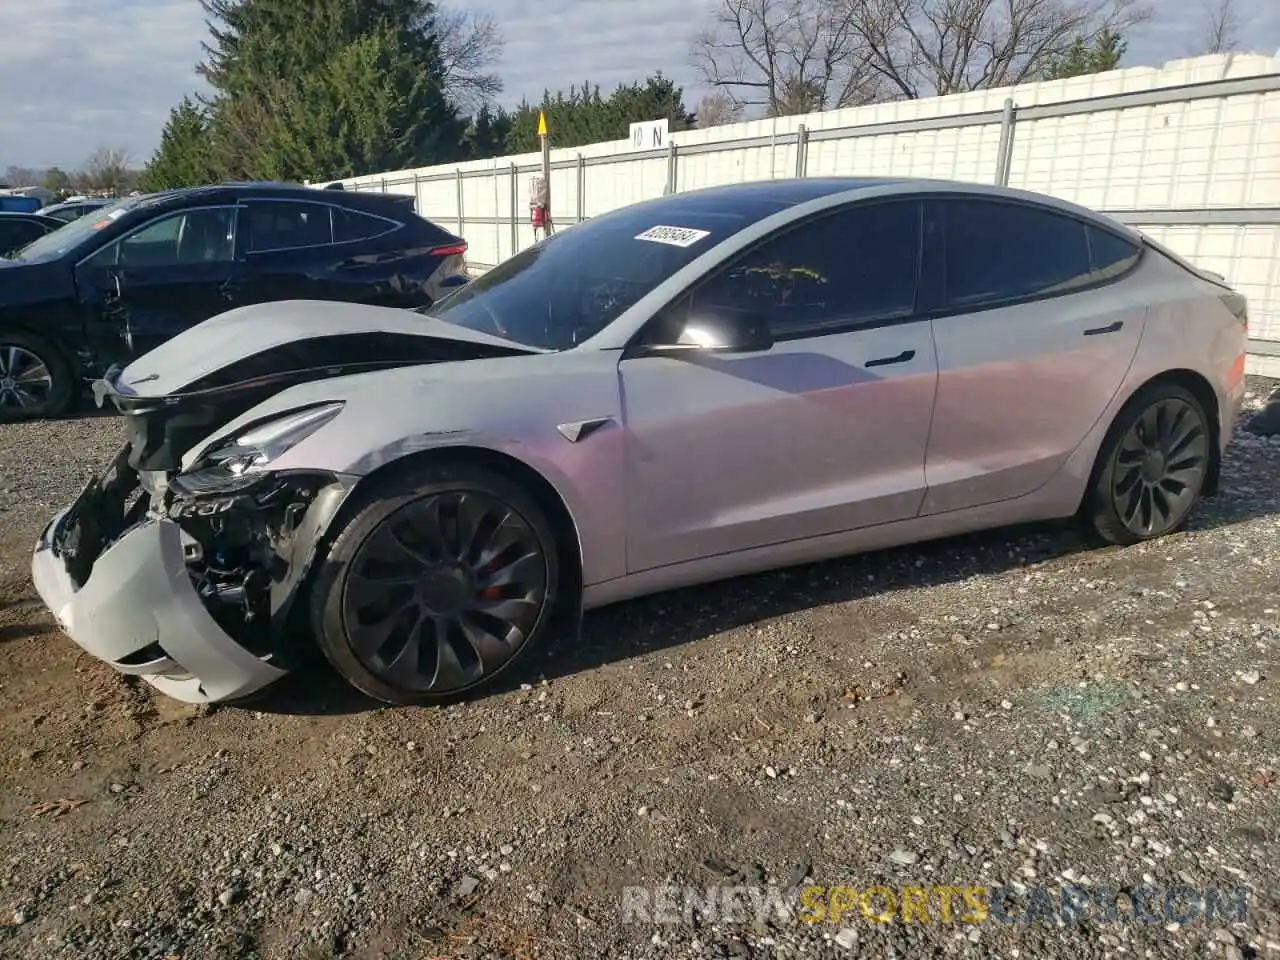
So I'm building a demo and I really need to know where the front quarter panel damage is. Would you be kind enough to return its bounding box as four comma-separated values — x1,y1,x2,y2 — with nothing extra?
193,352,630,588
161,469,358,669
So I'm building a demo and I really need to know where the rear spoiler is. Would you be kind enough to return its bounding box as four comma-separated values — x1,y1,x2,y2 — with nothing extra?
1138,233,1234,291
320,181,416,212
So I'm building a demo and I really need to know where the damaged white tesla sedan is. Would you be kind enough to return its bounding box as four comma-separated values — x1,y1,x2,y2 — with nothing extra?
31,178,1249,706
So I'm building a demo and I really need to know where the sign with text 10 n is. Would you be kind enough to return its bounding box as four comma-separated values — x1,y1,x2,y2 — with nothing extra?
629,118,669,150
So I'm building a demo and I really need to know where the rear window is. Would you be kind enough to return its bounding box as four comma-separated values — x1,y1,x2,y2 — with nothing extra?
430,200,774,350
333,207,396,243
244,201,333,252
939,199,1093,308
1087,226,1141,279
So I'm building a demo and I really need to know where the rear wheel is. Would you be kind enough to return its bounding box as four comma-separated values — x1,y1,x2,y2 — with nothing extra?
310,463,559,706
0,330,75,420
1086,383,1212,545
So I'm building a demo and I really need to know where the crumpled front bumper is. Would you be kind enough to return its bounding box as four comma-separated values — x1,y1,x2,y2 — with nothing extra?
31,508,288,704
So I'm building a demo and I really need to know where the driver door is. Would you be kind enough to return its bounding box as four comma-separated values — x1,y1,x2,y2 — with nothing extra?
618,199,940,573
74,205,243,359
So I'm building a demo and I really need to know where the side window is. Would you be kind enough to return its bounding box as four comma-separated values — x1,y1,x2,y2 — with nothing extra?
333,207,395,243
244,202,333,253
86,208,236,268
940,199,1091,309
1088,226,1141,280
690,201,921,336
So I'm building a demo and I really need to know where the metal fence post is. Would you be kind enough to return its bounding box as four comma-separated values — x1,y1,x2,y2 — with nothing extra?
795,124,809,178
454,169,464,236
509,163,518,255
576,153,585,223
995,99,1017,186
664,141,678,195
380,177,388,194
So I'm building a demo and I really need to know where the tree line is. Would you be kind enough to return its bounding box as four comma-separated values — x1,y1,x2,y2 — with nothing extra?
7,0,1249,195
140,0,700,191
687,0,1247,120
3,149,140,199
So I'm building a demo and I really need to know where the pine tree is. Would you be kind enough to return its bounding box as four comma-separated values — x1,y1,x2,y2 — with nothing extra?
140,97,214,191
147,0,465,182
502,73,696,153
1040,29,1127,81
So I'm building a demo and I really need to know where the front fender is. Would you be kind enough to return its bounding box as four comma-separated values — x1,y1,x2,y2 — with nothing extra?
199,352,630,586
345,425,628,587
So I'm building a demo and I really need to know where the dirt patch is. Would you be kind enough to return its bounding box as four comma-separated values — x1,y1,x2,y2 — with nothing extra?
0,379,1277,959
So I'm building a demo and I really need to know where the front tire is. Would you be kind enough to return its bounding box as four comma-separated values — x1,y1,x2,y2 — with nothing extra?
1085,382,1212,545
309,463,560,706
0,330,75,420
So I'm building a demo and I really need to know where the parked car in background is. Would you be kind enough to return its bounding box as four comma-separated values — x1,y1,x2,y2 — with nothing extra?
0,182,469,419
37,197,113,222
0,212,63,257
29,178,1249,707
0,194,43,214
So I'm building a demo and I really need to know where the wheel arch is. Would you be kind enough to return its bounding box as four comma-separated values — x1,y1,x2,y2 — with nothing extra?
1082,368,1223,513
0,314,78,362
0,318,80,418
326,444,586,622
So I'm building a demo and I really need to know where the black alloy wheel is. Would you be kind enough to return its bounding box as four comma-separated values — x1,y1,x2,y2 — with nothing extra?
312,464,559,705
1088,383,1211,545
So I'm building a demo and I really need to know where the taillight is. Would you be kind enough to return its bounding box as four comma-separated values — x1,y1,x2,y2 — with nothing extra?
431,242,468,257
1219,290,1248,331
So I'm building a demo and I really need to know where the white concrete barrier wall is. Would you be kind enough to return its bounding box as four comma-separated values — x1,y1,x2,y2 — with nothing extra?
337,53,1280,377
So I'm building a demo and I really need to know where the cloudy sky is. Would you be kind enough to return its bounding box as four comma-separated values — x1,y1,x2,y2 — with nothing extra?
2,0,1278,171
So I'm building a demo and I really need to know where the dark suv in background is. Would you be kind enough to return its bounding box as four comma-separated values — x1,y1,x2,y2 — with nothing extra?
0,212,63,257
0,182,469,419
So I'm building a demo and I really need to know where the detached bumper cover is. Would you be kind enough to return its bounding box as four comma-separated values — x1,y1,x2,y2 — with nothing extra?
32,509,288,704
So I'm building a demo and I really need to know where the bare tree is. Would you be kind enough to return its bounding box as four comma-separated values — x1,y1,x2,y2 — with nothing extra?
433,6,505,111
691,0,886,116
80,148,134,195
844,0,1154,98
2,165,42,187
693,0,1154,113
1197,0,1241,54
695,90,747,126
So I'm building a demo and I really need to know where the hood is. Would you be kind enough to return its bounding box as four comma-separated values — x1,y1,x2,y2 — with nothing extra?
102,299,544,472
0,256,73,306
113,299,542,399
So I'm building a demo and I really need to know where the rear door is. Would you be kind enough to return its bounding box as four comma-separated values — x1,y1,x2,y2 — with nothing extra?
919,196,1147,515
233,199,338,306
74,205,242,358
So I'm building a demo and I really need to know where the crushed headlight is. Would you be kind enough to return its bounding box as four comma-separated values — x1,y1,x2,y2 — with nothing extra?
178,402,345,494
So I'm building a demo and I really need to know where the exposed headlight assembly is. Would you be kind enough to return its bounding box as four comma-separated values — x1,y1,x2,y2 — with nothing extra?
178,402,345,494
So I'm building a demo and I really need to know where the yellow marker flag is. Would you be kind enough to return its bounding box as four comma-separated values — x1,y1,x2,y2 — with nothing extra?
537,111,548,137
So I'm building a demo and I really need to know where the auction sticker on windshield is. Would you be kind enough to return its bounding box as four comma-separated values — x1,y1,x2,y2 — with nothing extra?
635,225,712,247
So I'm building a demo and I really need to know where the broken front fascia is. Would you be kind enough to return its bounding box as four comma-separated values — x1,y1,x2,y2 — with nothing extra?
37,321,544,700
52,436,356,680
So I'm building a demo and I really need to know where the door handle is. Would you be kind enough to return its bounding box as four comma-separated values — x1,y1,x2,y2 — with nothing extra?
865,349,916,368
1083,320,1124,336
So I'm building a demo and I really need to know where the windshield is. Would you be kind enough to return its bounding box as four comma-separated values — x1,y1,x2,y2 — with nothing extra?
427,202,766,350
14,197,142,261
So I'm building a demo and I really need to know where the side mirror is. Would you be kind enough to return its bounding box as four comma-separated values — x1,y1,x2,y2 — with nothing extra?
643,308,774,356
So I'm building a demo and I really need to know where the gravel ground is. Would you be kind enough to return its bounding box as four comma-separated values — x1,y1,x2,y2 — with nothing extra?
0,378,1277,960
